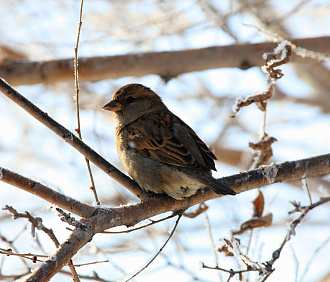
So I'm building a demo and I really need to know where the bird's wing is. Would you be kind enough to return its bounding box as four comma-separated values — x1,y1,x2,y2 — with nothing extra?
125,112,217,171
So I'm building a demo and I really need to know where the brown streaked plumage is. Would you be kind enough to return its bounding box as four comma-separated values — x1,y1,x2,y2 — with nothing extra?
103,83,236,200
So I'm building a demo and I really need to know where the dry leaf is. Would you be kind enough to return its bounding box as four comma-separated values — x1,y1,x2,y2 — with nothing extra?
253,190,265,217
232,213,273,235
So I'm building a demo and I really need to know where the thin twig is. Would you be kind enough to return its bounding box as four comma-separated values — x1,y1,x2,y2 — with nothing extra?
202,263,263,279
300,236,330,281
122,213,183,282
102,212,177,234
3,205,60,246
0,248,47,263
203,196,330,282
74,0,83,141
234,42,291,169
259,196,330,281
3,205,80,281
304,178,313,205
51,206,82,227
74,0,99,206
244,24,330,62
0,248,108,267
261,103,268,137
204,211,223,282
246,229,253,256
0,233,31,269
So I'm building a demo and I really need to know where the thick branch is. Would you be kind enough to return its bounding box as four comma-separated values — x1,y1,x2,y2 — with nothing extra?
26,223,95,282
1,37,329,86
92,154,330,228
0,167,95,218
2,154,329,221
25,153,330,281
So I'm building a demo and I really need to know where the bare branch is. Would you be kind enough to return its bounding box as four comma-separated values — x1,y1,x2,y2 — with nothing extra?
74,0,99,207
3,205,60,247
203,197,330,281
51,207,82,227
3,205,80,281
1,151,329,223
245,24,330,62
1,37,328,86
23,153,330,281
1,152,329,223
102,212,177,234
0,167,95,218
259,196,330,281
123,214,183,282
202,263,260,278
0,78,142,198
300,236,330,280
0,248,48,263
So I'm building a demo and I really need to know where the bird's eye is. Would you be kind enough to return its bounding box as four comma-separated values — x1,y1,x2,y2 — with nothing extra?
126,96,135,104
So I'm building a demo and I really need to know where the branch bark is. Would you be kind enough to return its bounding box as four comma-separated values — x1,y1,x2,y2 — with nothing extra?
0,167,95,218
24,153,330,281
1,36,329,86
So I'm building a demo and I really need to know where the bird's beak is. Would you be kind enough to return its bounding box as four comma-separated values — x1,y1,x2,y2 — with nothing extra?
102,100,122,112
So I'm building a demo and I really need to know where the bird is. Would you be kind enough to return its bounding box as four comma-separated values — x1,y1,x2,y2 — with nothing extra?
102,83,236,200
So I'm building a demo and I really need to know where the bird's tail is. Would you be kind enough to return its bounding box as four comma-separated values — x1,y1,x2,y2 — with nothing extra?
199,173,236,195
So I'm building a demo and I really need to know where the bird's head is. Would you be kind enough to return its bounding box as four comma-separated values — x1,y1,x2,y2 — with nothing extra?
103,83,166,127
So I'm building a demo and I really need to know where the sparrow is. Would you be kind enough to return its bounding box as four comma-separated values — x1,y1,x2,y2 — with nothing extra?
103,83,236,200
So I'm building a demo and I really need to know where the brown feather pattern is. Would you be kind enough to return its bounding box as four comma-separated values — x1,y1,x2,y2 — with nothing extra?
126,112,217,172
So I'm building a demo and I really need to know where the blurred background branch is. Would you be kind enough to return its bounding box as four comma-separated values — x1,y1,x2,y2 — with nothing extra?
1,36,328,86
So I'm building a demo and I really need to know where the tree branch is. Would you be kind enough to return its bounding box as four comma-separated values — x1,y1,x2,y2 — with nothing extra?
1,37,329,86
2,153,329,222
0,167,95,218
0,78,142,198
24,152,330,281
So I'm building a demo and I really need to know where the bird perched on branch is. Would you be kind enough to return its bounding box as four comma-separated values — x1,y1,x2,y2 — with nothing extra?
103,83,236,200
